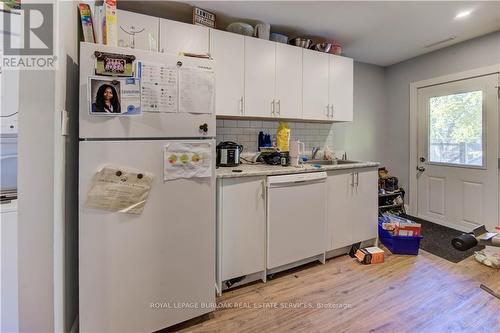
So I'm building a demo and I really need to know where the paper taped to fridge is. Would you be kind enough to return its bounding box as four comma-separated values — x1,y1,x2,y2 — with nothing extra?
138,61,178,113
164,142,212,181
179,67,215,114
89,77,141,116
85,166,154,214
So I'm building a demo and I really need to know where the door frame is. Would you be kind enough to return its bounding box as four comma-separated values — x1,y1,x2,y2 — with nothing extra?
408,65,500,224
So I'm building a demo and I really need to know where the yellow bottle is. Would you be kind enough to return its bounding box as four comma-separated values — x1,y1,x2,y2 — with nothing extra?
276,122,290,152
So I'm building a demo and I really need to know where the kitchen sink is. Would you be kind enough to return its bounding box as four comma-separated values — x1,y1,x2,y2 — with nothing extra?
305,159,360,165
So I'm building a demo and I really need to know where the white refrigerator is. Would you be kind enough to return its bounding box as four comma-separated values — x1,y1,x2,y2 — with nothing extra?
78,43,216,332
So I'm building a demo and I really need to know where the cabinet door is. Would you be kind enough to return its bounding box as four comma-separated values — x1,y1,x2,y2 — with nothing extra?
352,170,378,242
329,55,353,121
220,177,266,281
275,43,302,119
244,37,276,118
303,49,330,121
159,19,209,54
327,172,355,250
117,10,159,51
210,29,245,116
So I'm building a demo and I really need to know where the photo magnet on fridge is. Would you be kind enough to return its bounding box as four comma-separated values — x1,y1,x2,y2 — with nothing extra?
89,77,141,116
94,51,136,76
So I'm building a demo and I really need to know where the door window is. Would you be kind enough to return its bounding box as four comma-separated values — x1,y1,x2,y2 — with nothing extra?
428,90,484,167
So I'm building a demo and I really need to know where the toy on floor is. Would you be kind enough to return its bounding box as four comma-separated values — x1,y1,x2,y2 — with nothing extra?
452,225,500,268
452,225,500,250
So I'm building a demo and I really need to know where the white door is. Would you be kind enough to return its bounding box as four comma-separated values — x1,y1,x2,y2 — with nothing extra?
210,29,245,116
159,19,209,54
117,10,159,51
244,37,276,118
79,140,215,332
302,49,329,121
417,74,499,232
275,43,302,119
329,55,353,121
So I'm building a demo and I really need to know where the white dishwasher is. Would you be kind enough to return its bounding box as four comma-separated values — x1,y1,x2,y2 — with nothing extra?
267,172,327,271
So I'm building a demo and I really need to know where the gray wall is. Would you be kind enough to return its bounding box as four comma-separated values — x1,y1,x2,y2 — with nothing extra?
332,62,387,163
385,30,500,193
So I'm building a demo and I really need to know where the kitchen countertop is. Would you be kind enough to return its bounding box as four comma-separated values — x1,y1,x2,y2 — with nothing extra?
216,161,380,178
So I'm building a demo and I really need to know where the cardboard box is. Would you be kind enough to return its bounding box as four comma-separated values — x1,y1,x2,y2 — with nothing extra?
395,222,421,237
355,247,385,264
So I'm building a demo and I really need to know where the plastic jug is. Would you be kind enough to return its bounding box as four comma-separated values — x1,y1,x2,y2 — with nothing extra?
289,140,305,167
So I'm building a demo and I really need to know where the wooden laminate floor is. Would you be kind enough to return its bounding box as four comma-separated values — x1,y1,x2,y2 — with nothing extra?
176,249,500,333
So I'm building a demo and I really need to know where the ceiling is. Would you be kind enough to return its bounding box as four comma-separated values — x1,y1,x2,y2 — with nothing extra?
119,1,500,66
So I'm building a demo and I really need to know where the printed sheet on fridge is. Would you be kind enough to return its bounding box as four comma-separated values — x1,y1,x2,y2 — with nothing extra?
85,166,154,214
164,142,212,181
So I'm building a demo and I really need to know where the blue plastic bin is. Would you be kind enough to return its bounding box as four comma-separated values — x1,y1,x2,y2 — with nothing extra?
378,218,423,255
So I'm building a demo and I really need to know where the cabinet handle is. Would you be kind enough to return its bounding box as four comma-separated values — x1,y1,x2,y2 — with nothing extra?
355,173,359,188
326,105,330,117
330,105,334,118
277,100,281,116
350,173,355,187
271,100,275,116
239,97,244,115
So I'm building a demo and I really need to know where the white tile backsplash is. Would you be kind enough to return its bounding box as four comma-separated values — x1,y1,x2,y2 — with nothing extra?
216,119,335,153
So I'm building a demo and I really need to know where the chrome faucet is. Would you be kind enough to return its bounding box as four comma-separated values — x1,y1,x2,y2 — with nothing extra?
311,147,320,160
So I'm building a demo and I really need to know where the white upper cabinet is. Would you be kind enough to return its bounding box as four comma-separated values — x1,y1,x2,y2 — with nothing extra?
275,43,302,119
117,10,159,51
302,49,330,121
329,55,354,121
244,37,276,118
210,29,245,117
159,18,209,55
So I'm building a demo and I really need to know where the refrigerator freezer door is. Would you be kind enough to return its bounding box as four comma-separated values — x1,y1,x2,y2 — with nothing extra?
79,43,215,139
79,139,216,332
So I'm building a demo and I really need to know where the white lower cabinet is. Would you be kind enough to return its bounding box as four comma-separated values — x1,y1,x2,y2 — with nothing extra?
217,177,266,284
327,169,378,251
216,168,377,292
352,170,379,242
